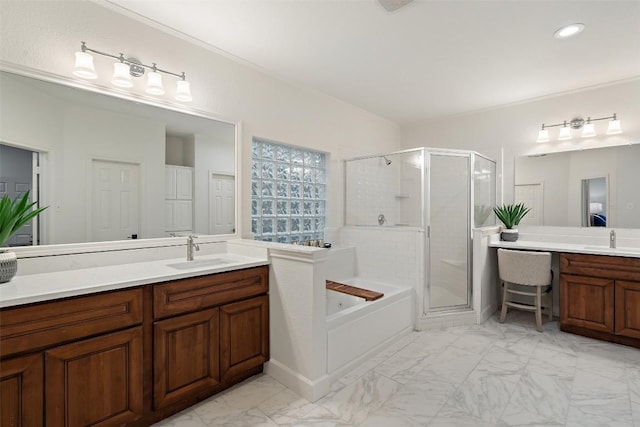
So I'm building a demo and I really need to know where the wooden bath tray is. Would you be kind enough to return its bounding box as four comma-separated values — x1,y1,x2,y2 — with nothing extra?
325,281,384,301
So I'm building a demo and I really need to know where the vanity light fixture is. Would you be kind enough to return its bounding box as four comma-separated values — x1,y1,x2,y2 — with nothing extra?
72,41,192,102
536,113,622,143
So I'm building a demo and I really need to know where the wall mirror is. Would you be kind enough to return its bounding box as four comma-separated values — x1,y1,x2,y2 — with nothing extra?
0,70,237,247
514,144,640,229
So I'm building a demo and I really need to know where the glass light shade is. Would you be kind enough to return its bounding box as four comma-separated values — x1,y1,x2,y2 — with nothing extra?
536,129,549,143
581,122,596,138
111,62,133,88
175,80,192,102
558,126,572,140
606,119,622,135
73,51,97,79
145,71,165,95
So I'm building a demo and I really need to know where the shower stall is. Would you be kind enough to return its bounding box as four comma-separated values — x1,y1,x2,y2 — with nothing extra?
344,148,496,321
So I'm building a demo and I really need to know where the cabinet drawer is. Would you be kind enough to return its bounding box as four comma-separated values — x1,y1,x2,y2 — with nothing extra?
154,266,268,319
560,253,640,281
0,288,143,358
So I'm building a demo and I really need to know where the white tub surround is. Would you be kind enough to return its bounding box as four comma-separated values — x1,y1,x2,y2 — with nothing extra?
255,242,331,402
325,279,413,375
0,251,269,308
230,242,414,402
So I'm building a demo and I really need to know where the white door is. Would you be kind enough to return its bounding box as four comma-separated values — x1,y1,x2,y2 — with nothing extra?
209,173,235,234
175,167,193,200
92,160,140,241
515,183,544,226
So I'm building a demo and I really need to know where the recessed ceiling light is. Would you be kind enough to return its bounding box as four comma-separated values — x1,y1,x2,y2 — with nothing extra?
554,23,585,39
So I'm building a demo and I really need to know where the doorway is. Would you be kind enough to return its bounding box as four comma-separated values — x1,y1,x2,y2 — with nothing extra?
582,176,607,227
0,144,43,246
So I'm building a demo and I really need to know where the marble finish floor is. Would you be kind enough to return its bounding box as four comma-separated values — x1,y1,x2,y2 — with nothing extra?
155,313,640,426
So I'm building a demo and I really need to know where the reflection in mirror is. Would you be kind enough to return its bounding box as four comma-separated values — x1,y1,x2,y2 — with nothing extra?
0,71,236,246
515,144,640,229
582,177,607,227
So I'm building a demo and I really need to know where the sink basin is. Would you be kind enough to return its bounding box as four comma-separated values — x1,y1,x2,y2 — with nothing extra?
167,258,234,270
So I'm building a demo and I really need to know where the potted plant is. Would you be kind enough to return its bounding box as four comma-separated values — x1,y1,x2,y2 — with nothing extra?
0,191,47,283
493,203,531,242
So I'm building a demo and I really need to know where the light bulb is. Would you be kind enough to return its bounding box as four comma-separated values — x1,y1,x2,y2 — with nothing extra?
554,23,585,39
112,62,133,88
146,71,165,95
175,80,192,102
73,51,97,79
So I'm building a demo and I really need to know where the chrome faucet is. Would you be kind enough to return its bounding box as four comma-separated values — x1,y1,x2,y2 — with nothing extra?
187,235,200,261
610,229,616,249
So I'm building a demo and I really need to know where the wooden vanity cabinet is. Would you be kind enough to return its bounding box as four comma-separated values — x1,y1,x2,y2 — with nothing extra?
560,253,640,347
152,266,269,414
0,264,269,426
0,289,144,427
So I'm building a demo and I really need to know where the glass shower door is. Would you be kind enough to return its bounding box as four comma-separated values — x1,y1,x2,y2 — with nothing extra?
427,152,470,310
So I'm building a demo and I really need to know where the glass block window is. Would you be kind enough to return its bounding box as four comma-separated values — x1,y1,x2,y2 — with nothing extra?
252,138,326,244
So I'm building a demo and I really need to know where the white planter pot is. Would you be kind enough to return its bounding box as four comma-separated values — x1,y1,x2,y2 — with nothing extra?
500,228,519,242
0,249,18,283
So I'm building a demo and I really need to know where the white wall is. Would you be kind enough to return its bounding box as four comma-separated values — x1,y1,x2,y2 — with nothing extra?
402,79,640,207
0,0,401,240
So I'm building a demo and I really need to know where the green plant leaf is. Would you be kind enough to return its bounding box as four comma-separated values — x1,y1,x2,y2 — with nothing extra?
493,203,531,229
0,191,48,247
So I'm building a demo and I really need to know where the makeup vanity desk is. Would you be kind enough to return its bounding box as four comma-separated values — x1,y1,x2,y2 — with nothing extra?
489,238,640,349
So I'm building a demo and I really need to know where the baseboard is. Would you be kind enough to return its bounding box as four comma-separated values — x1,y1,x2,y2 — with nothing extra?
264,359,330,402
479,304,498,324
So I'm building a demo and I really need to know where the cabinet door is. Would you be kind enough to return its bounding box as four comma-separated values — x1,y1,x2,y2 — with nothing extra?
174,201,193,231
615,280,640,339
165,166,177,199
560,274,614,332
175,167,193,200
45,327,143,427
154,308,220,409
0,353,43,427
220,295,269,381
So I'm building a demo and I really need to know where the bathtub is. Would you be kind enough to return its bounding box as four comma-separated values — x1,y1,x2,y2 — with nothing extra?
325,278,414,374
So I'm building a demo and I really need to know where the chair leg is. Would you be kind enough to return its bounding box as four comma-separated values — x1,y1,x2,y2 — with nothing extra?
500,281,509,323
535,286,543,332
548,286,553,321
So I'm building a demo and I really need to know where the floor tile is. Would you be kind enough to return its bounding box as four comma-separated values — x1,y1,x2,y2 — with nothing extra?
151,315,639,427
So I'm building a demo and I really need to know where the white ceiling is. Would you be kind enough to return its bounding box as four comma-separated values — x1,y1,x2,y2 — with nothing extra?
104,0,640,125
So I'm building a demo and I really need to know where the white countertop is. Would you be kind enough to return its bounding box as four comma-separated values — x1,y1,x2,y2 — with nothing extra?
0,253,269,308
489,239,640,258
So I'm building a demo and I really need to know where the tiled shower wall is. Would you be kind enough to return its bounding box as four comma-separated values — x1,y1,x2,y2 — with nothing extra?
338,226,424,291
345,151,423,227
